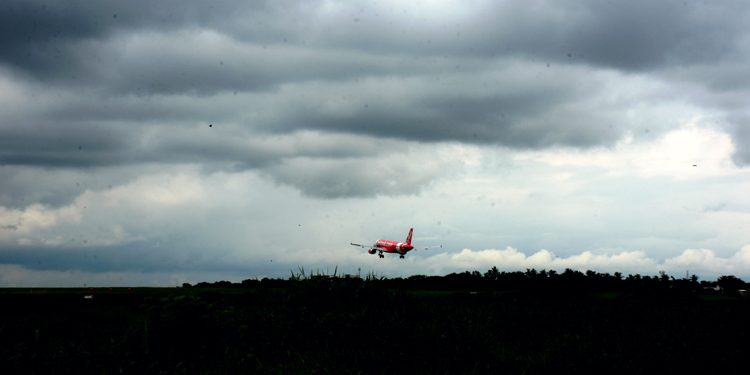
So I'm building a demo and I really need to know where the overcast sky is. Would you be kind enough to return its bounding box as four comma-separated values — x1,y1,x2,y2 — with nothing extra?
2,0,750,286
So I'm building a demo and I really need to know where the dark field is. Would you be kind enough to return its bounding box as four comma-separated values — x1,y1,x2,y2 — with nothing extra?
2,273,749,374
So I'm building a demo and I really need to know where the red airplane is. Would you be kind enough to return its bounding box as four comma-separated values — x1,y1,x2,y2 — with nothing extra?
351,228,438,259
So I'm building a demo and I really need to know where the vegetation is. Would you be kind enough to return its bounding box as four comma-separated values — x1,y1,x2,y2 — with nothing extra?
1,269,748,373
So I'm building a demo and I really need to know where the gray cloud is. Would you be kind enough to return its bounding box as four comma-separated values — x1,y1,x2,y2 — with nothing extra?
0,122,135,167
1,0,749,208
6,0,749,87
0,59,631,178
265,153,451,199
264,65,627,148
727,118,750,165
0,0,275,78
660,51,750,165
0,166,126,208
5,0,748,73
0,243,257,274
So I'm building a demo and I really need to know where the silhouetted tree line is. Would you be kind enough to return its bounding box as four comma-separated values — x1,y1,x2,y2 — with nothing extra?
183,268,749,296
4,269,750,373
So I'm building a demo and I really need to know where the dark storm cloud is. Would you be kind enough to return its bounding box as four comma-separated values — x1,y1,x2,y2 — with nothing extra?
180,0,742,76
6,0,748,87
0,112,380,170
2,0,750,199
0,0,280,80
10,32,437,95
496,0,746,70
97,40,440,95
266,67,625,148
0,122,132,167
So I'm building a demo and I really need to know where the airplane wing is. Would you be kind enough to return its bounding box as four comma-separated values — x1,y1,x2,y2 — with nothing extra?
420,245,442,250
350,243,369,248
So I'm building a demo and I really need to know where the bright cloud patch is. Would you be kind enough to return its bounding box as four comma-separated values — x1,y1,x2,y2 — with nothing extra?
419,246,750,279
0,171,207,248
516,122,743,179
422,247,658,275
662,246,750,276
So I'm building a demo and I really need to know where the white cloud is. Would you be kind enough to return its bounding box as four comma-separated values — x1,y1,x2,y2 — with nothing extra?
0,170,208,247
417,245,750,279
421,247,658,275
662,245,750,276
516,122,743,179
0,204,81,240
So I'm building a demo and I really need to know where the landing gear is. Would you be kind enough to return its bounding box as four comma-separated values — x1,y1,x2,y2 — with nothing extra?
378,252,384,259
399,255,405,259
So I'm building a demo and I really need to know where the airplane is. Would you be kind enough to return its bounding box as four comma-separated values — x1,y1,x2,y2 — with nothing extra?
351,228,439,259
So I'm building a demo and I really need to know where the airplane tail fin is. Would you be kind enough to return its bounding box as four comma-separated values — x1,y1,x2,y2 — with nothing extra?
405,228,413,245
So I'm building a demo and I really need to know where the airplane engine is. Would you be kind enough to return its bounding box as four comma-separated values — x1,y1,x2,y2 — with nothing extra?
368,248,377,254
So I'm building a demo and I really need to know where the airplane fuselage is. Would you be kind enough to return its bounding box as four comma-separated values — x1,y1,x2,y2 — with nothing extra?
354,228,415,259
373,239,414,254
